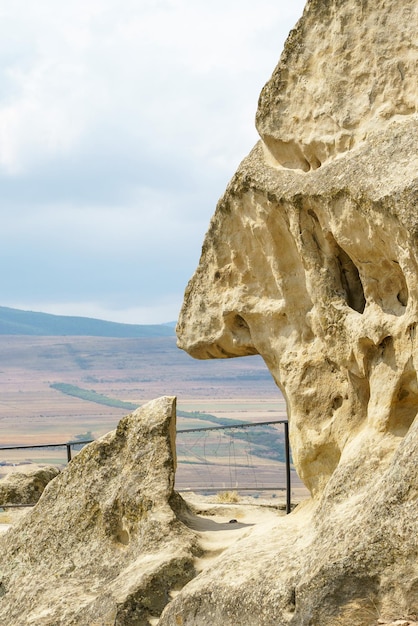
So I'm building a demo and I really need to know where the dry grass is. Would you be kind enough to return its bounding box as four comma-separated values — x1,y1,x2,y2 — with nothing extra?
331,597,379,626
215,490,240,503
333,600,418,626
0,507,29,526
0,511,12,524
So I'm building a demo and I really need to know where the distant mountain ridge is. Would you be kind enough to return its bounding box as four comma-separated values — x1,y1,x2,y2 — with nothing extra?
0,306,176,338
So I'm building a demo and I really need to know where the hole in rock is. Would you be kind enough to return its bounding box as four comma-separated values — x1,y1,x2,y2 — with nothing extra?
378,259,408,314
320,230,365,313
307,209,319,221
233,315,250,331
264,137,313,172
220,313,259,357
397,288,408,307
288,587,296,612
332,396,343,410
378,335,393,351
336,248,366,313
323,231,366,313
310,156,322,170
116,527,130,545
388,365,418,437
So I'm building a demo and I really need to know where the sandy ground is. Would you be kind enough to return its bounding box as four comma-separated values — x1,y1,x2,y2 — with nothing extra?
0,482,295,540
0,506,30,533
2,489,416,626
178,492,288,576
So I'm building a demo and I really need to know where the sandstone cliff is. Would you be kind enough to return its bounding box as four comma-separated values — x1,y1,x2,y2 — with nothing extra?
175,0,418,623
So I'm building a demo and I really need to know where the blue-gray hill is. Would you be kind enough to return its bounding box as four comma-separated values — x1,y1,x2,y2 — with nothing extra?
0,306,176,338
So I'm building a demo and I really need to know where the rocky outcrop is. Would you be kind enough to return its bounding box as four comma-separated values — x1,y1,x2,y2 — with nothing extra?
2,2,418,624
175,0,418,623
0,397,200,625
256,1,418,172
161,421,418,625
0,466,60,505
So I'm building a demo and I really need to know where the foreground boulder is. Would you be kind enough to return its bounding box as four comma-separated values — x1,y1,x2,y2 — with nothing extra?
0,396,199,625
174,0,418,623
0,466,60,506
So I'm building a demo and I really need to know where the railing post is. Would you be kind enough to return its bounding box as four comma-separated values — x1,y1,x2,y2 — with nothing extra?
66,444,72,463
284,421,291,514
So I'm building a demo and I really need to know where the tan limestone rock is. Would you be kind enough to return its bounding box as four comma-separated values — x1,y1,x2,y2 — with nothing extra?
256,0,418,172
174,0,418,623
0,466,60,506
0,396,200,625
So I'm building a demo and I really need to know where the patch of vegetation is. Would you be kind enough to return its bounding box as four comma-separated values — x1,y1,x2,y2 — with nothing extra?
71,431,94,443
50,385,288,463
178,410,287,462
177,409,249,428
215,491,240,503
72,431,94,441
69,431,95,450
231,426,287,463
50,383,138,410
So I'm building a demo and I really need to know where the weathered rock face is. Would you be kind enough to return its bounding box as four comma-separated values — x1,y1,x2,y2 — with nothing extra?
0,466,60,505
161,421,418,625
175,0,418,623
0,397,199,625
256,0,418,172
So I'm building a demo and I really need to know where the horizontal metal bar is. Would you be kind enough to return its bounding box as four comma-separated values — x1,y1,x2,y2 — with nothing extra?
0,420,292,512
0,440,94,452
177,419,288,434
177,486,287,492
0,422,288,450
0,503,35,508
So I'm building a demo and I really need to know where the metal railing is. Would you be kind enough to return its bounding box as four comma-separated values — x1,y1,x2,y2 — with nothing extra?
0,440,94,463
0,420,293,513
177,420,291,513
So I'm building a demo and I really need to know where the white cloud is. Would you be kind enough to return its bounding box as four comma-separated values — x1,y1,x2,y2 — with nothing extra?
0,0,305,173
0,0,306,323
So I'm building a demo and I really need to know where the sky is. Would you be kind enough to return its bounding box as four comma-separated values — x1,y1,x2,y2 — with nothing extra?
0,0,306,325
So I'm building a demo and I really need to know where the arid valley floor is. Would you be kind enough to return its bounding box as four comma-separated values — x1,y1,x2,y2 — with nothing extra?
0,335,306,499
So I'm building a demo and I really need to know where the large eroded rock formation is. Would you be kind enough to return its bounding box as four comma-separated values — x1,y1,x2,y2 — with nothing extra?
174,0,418,623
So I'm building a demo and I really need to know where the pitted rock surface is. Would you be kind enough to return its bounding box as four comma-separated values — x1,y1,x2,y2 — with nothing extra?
173,0,418,623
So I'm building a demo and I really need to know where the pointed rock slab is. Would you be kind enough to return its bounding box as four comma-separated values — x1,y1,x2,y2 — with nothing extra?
0,396,199,625
176,0,418,623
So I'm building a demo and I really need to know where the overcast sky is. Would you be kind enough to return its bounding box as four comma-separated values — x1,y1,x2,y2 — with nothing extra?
0,0,306,324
